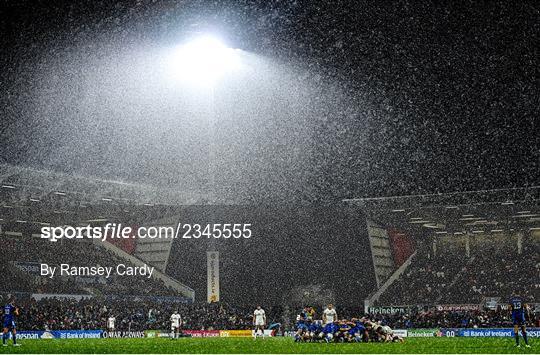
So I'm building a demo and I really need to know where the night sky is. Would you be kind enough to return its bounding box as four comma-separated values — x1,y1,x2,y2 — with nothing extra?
1,0,538,203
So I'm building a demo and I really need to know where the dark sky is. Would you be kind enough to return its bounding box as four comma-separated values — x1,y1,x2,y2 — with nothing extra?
0,0,538,202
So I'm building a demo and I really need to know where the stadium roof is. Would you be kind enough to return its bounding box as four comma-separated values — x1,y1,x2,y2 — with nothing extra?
344,186,540,236
0,164,207,232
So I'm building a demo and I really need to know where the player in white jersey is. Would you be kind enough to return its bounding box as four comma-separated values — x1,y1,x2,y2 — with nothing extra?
170,311,182,339
375,324,404,343
322,304,337,325
107,315,116,333
253,305,266,339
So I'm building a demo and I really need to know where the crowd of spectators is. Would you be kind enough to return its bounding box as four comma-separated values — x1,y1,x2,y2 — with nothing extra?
442,246,539,304
2,296,538,332
377,243,539,306
368,309,540,329
0,263,33,292
377,249,465,305
7,297,262,331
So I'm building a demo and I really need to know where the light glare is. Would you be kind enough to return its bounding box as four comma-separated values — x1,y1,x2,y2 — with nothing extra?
167,36,241,86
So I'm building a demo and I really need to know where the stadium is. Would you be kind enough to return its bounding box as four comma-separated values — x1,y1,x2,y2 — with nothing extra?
0,0,538,354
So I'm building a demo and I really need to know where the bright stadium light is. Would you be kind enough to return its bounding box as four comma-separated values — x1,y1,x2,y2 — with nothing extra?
167,35,241,86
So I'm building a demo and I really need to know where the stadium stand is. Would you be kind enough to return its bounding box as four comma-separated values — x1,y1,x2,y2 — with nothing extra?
441,246,539,304
0,236,179,297
0,262,34,293
376,243,539,306
376,248,466,305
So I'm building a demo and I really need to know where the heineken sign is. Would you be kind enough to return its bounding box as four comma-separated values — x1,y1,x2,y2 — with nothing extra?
408,329,440,337
369,306,409,315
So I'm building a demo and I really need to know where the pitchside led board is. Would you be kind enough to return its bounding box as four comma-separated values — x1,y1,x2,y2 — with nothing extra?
207,251,220,303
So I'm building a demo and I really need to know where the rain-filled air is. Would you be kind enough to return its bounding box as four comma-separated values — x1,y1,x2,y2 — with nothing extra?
0,1,538,354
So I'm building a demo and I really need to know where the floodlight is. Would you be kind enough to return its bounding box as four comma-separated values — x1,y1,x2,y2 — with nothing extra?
167,35,240,86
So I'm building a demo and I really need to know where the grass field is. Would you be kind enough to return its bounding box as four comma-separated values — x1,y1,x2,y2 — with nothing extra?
0,337,535,354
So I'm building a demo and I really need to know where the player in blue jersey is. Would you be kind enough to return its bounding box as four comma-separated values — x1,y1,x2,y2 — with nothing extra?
336,319,353,342
294,314,309,342
509,295,530,348
349,318,366,342
2,299,20,347
321,321,339,343
308,320,323,342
